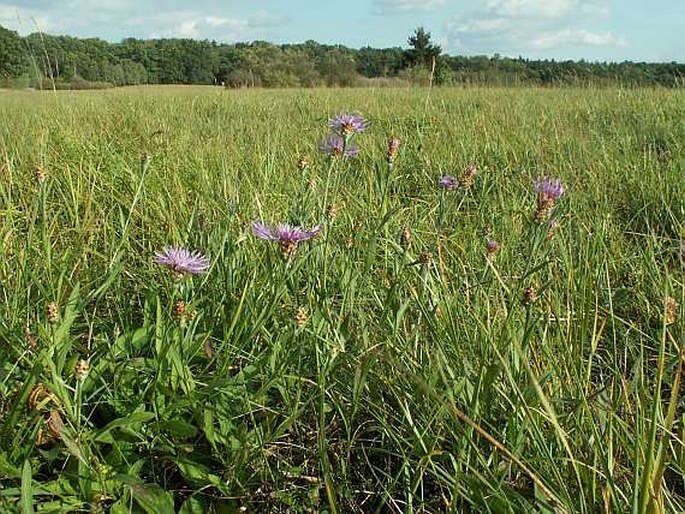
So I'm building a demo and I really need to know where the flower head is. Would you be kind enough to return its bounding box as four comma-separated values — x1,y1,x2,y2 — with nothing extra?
319,135,359,158
386,137,400,164
533,177,565,200
297,155,309,171
154,246,210,276
252,221,321,257
328,112,368,136
486,239,501,256
438,175,459,190
460,163,478,188
533,177,564,220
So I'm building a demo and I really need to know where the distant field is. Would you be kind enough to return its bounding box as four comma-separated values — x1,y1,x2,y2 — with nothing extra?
0,86,683,513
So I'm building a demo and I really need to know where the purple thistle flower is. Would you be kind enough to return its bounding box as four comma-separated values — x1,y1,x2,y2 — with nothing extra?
252,221,321,257
533,176,565,200
319,135,359,158
154,246,210,276
486,239,501,256
438,175,459,190
328,112,368,136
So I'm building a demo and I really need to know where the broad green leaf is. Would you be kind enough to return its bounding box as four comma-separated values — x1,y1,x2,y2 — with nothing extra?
21,459,33,514
130,483,175,514
93,412,155,442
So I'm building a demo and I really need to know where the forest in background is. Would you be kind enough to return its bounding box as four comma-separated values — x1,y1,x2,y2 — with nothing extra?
1,24,683,89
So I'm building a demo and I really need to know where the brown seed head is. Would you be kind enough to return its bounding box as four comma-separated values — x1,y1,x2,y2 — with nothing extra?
36,166,47,184
172,300,196,323
46,301,59,323
75,359,90,380
665,296,678,325
460,163,478,188
295,307,308,327
418,252,431,265
172,300,187,320
24,326,37,349
326,203,340,219
400,226,411,250
297,155,310,171
344,237,354,249
386,137,400,164
523,286,538,305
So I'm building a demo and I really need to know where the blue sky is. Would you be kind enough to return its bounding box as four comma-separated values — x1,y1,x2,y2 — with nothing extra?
1,0,682,62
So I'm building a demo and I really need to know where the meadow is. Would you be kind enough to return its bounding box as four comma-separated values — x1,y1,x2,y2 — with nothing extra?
0,85,683,513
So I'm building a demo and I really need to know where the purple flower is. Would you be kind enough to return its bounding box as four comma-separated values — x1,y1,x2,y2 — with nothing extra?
486,239,501,255
328,112,368,136
533,177,565,200
252,221,321,257
319,135,359,158
154,246,210,276
438,175,459,190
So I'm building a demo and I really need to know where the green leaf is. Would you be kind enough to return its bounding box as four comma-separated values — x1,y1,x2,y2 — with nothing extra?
93,411,155,442
179,496,206,514
130,483,175,514
116,327,151,353
21,459,33,514
0,452,20,478
174,458,224,490
159,419,198,438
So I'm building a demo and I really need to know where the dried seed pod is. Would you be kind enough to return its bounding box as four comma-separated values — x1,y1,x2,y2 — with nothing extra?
24,326,37,349
46,301,59,323
523,287,538,305
386,137,400,164
36,166,47,184
75,359,90,380
297,155,310,171
295,307,308,327
665,296,678,325
326,203,340,219
400,226,411,250
459,163,478,189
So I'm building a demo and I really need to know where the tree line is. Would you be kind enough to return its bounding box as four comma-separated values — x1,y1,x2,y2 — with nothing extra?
0,25,683,89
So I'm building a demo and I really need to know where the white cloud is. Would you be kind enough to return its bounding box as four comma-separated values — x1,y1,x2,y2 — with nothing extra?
377,0,447,13
445,0,624,57
175,20,198,37
485,0,578,19
531,28,627,48
163,15,249,40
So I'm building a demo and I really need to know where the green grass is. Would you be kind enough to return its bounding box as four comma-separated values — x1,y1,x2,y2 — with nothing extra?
0,85,683,513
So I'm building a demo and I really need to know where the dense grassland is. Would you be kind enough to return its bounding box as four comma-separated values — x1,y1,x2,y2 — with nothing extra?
0,85,683,513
